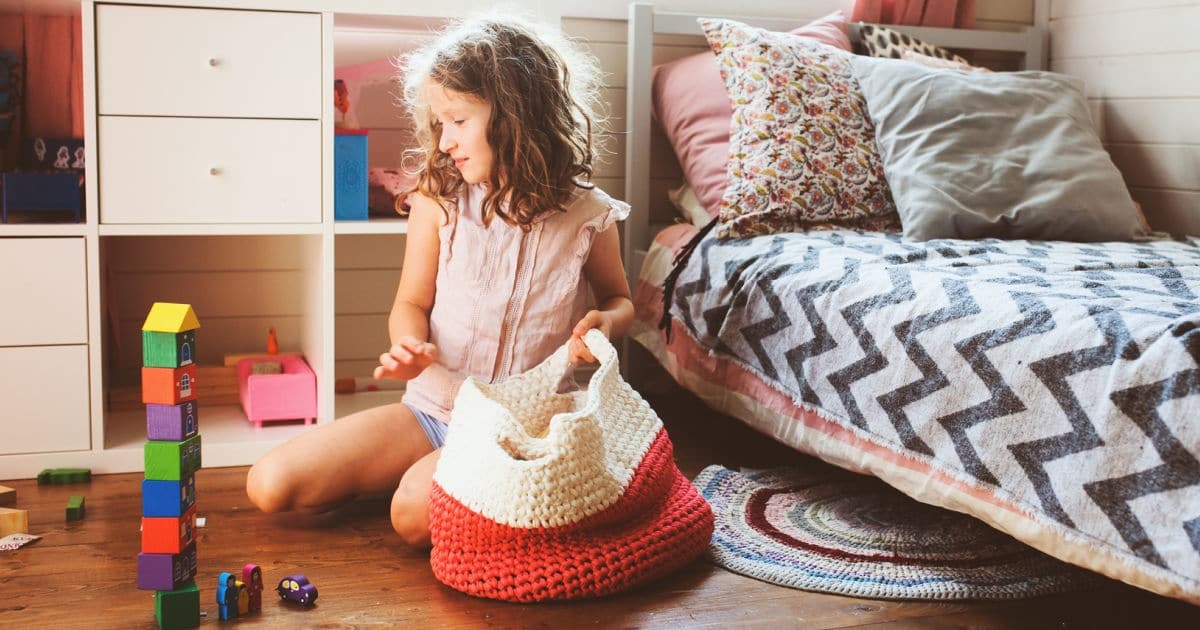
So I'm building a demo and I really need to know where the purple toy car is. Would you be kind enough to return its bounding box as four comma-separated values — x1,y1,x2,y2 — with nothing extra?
276,574,318,606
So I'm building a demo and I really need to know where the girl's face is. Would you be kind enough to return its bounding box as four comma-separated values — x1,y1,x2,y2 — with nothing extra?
425,80,494,185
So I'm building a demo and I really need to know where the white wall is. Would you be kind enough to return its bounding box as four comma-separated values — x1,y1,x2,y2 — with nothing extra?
1050,0,1200,235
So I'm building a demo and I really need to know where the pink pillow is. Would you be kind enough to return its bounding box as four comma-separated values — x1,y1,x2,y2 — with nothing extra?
651,11,852,217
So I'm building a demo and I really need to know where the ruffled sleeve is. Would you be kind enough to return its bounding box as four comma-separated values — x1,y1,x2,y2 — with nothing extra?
573,188,632,260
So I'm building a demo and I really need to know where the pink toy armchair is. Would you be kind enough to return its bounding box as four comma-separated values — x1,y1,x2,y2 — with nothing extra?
237,356,317,428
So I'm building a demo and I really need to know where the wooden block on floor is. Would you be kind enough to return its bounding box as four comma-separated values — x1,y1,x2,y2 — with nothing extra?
0,507,28,536
155,580,200,629
66,495,85,521
0,484,14,506
37,468,91,485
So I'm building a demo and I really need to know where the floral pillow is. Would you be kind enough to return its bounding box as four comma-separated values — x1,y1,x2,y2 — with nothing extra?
700,18,899,239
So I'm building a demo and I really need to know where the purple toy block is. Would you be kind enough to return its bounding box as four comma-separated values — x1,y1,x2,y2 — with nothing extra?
137,542,197,591
147,401,199,441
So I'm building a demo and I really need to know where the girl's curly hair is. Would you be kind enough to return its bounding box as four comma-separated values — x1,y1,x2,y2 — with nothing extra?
399,15,607,228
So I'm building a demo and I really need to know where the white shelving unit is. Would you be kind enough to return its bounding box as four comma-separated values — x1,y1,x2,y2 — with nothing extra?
0,0,556,479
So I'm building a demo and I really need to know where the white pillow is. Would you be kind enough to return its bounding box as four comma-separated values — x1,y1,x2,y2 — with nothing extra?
667,182,713,228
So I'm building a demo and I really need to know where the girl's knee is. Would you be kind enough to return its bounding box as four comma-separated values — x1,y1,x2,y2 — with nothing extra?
390,485,432,547
390,461,435,546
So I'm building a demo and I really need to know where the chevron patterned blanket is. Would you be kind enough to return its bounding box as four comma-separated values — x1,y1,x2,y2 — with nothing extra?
634,227,1200,604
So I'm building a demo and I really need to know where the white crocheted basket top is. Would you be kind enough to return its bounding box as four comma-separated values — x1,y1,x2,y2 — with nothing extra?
434,330,664,529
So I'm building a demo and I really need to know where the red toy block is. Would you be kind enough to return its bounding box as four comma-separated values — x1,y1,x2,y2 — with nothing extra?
142,364,198,405
141,506,197,554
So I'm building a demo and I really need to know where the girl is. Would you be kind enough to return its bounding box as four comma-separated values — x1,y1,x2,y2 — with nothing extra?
245,15,634,546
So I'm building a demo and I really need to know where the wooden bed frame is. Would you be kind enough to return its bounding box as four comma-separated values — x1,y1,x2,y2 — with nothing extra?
621,2,1049,286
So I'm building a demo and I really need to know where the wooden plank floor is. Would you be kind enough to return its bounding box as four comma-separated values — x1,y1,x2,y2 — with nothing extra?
3,387,1200,629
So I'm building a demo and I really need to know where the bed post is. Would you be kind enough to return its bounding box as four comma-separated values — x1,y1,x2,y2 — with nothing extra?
1030,0,1049,70
621,3,654,380
624,3,653,290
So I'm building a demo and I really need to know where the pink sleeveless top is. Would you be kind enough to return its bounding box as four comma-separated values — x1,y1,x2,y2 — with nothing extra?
402,183,630,421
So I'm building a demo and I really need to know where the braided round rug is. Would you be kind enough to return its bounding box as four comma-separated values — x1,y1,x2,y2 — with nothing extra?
694,464,1102,600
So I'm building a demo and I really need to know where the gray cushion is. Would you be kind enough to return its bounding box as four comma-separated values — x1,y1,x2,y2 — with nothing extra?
851,56,1144,242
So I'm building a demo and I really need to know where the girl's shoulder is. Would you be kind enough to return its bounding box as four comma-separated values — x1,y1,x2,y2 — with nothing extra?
562,183,630,226
408,190,456,227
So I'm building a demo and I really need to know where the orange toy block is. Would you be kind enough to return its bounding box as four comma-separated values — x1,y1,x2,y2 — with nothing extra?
0,507,29,536
0,484,14,506
142,364,199,405
141,507,197,554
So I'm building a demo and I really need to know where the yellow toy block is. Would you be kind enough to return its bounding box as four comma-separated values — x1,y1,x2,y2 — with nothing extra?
0,507,29,536
142,302,201,333
0,484,14,506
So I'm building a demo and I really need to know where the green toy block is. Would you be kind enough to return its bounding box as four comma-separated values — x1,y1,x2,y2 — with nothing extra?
142,330,197,368
154,580,200,630
65,495,85,521
144,434,202,481
36,467,91,485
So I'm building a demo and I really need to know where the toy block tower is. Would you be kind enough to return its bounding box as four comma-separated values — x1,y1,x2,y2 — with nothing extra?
137,302,201,629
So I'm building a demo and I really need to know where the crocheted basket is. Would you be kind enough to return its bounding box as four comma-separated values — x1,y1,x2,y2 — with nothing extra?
429,330,714,602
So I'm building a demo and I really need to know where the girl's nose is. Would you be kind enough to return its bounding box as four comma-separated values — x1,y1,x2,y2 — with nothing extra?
439,129,455,153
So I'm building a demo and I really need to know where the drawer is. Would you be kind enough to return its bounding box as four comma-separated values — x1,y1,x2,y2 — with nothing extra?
0,238,87,346
0,345,90,455
99,117,321,224
96,5,321,119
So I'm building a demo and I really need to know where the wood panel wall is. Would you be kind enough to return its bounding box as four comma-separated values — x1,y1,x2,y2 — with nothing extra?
1050,0,1200,235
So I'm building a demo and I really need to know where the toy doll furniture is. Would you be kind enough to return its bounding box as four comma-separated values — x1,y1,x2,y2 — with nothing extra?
237,356,317,428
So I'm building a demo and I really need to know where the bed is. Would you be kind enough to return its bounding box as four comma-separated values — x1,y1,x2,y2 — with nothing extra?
622,3,1200,605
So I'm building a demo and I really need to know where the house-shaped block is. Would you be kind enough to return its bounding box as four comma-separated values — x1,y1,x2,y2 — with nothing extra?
137,542,197,591
147,400,199,441
142,302,200,368
142,475,196,517
144,434,202,481
142,364,198,405
154,579,200,630
141,506,197,554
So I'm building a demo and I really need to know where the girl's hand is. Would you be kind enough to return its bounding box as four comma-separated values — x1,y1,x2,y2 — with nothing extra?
568,310,612,364
373,336,437,381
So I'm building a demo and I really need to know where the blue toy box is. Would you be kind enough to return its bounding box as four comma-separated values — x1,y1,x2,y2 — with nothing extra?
1,172,83,223
334,129,368,221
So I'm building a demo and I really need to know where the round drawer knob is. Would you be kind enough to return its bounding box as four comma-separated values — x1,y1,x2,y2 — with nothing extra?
208,57,221,67
209,167,221,176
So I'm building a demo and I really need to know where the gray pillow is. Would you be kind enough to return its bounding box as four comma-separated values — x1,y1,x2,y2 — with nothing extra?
851,56,1144,242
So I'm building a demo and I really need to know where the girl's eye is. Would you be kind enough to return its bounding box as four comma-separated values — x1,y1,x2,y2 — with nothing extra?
453,119,465,126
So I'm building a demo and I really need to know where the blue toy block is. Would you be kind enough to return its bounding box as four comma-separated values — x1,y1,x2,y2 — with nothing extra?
1,172,82,223
142,475,196,517
334,129,368,220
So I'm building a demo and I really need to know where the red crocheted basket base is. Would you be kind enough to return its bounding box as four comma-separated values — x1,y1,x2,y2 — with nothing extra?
429,431,714,602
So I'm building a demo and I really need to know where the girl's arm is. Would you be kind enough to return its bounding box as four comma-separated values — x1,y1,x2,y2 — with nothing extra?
569,224,634,364
375,193,443,381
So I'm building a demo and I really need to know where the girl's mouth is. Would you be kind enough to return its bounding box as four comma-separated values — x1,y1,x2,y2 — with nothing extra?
454,157,468,169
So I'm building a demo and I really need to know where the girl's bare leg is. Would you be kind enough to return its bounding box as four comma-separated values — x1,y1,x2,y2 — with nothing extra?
246,403,433,515
390,449,441,546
